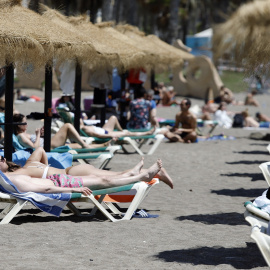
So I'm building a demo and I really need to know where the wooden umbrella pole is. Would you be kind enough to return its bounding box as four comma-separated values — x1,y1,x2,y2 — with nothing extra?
44,63,52,152
74,62,82,133
4,63,14,161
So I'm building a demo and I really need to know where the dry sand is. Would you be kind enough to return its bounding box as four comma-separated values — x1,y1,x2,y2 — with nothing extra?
1,88,270,269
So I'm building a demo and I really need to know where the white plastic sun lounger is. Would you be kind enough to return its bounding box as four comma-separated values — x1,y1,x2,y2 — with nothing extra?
0,170,159,223
244,201,270,267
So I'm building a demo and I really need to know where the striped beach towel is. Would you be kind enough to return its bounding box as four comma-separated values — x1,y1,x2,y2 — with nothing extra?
0,171,71,217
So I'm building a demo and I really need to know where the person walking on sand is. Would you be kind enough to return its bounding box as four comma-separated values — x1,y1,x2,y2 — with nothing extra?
160,98,197,143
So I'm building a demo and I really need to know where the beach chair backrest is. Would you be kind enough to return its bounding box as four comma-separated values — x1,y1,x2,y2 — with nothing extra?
56,107,74,124
259,162,270,186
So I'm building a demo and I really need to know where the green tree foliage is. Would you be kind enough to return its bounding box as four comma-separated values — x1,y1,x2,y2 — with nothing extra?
29,0,252,44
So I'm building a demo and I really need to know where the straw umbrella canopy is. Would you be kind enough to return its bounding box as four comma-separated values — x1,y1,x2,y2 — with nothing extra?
96,22,154,70
145,34,194,61
213,0,270,74
0,19,44,69
0,1,45,68
41,7,147,73
68,17,148,72
0,0,98,72
115,24,184,71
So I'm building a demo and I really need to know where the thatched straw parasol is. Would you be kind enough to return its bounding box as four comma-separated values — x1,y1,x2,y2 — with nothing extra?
41,6,147,72
213,0,270,74
68,17,147,72
0,1,45,68
145,34,194,61
0,21,44,68
0,0,98,72
115,24,184,71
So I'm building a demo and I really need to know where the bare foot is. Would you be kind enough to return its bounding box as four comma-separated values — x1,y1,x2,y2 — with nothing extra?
126,157,144,176
141,159,162,182
155,167,174,189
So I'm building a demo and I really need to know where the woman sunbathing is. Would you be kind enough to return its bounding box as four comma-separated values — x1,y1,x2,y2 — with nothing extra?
13,113,111,150
0,147,174,190
81,115,155,139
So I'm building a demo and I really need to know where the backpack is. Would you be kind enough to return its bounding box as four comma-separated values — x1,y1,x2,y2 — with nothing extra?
232,113,244,128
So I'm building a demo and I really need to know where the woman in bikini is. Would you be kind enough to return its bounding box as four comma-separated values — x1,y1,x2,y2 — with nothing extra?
0,147,173,190
13,113,112,150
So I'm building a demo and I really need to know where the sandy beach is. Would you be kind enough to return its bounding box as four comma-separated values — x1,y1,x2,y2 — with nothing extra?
1,88,270,269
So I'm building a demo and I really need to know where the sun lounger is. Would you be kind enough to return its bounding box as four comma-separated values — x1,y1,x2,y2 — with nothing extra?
12,134,113,169
244,201,270,266
0,170,71,224
67,178,159,222
51,144,121,156
57,107,164,156
259,161,270,186
0,170,159,223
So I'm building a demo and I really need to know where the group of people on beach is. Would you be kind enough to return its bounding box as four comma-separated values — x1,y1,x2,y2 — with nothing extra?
2,79,269,201
0,85,177,196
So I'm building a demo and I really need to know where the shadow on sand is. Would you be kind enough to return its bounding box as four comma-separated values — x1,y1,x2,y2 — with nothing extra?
234,150,269,155
226,160,267,165
220,172,264,181
175,212,247,225
154,243,266,269
211,188,266,197
7,208,109,225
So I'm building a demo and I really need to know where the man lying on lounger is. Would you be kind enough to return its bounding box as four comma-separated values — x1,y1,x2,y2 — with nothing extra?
160,98,197,143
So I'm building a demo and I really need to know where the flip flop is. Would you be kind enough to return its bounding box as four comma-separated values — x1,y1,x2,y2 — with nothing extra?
132,209,159,218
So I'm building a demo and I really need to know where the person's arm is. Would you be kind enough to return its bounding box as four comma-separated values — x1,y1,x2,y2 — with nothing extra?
171,113,181,131
127,101,133,121
127,110,131,120
150,108,159,127
17,130,41,149
41,185,92,196
26,147,48,165
12,175,92,196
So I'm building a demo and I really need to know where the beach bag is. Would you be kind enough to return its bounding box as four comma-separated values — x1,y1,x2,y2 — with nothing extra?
232,113,244,128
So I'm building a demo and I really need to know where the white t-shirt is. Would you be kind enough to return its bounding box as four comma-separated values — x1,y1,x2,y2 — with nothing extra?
214,110,232,129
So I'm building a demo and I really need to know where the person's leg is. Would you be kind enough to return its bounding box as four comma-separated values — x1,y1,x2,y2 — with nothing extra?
164,131,184,142
102,116,123,132
183,131,197,143
51,123,90,149
66,139,113,150
67,158,144,177
108,128,155,138
82,159,163,189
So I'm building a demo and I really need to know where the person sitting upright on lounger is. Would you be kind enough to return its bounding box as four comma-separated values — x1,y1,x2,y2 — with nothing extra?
161,98,197,143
